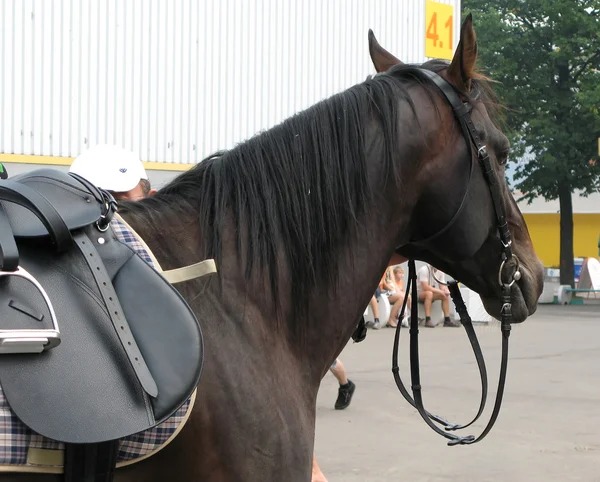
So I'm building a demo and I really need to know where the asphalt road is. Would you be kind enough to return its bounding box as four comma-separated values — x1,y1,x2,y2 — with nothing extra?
314,304,600,482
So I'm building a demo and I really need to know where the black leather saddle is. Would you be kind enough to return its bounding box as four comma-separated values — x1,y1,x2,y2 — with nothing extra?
0,169,204,448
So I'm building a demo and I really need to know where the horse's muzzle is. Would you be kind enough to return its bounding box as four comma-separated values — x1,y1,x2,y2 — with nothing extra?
481,260,543,323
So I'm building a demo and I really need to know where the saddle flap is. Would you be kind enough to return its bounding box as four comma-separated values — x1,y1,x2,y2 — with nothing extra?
1,169,103,238
0,224,204,444
112,248,203,421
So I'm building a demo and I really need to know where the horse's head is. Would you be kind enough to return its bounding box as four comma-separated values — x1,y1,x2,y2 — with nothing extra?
369,15,543,323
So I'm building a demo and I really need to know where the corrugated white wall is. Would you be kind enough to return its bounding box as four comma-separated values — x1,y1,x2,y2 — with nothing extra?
0,0,460,164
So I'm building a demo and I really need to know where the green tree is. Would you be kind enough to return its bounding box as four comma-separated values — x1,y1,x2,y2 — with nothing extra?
462,0,600,286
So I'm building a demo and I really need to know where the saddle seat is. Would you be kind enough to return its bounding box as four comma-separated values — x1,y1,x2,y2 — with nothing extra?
0,169,106,240
0,169,206,446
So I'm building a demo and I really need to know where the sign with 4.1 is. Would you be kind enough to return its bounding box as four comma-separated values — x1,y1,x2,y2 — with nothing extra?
425,0,454,60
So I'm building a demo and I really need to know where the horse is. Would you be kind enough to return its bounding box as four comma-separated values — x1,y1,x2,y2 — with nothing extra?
3,15,543,482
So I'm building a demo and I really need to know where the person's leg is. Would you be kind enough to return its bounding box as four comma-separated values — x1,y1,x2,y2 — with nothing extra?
331,359,356,410
329,358,348,385
365,295,381,328
387,293,405,326
431,292,460,327
312,454,328,482
370,295,380,320
441,294,450,317
419,291,433,316
388,293,401,304
423,291,433,317
419,291,436,327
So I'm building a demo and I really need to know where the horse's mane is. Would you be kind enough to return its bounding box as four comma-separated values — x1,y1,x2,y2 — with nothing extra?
122,61,498,330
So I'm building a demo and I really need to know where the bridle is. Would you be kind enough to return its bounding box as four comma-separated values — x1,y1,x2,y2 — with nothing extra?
390,67,522,445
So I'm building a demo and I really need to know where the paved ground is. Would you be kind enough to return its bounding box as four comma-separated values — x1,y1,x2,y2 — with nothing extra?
314,304,600,482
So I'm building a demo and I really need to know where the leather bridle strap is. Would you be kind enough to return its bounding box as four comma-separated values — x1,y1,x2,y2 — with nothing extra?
389,67,516,446
391,260,489,433
392,261,511,445
414,69,513,263
392,260,509,445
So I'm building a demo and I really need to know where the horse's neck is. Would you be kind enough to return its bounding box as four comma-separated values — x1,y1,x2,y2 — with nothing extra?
119,157,411,381
303,218,402,369
119,209,198,271
303,129,430,371
302,203,414,373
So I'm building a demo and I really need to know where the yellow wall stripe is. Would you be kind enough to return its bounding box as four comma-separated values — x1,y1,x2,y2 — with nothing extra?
0,154,193,172
523,213,600,267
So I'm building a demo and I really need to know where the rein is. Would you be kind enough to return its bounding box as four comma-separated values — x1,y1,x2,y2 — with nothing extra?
390,68,521,446
392,261,507,445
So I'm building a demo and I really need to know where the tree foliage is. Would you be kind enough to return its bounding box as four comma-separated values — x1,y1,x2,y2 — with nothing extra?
462,0,600,200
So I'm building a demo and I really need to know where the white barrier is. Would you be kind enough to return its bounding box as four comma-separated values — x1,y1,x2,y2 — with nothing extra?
458,287,492,323
364,295,391,329
539,281,559,304
557,285,573,305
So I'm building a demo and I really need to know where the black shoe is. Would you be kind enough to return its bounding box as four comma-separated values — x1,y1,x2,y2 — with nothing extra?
334,380,356,410
444,319,461,327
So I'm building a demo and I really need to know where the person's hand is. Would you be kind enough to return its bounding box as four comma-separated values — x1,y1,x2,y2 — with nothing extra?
437,288,449,297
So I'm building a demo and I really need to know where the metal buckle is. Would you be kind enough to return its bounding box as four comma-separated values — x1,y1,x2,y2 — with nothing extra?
447,435,476,446
96,200,112,232
0,267,61,354
498,254,521,288
96,191,118,232
477,145,488,159
96,219,110,232
429,265,450,286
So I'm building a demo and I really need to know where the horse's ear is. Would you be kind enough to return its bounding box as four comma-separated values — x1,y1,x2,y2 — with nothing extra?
368,29,403,73
446,14,478,92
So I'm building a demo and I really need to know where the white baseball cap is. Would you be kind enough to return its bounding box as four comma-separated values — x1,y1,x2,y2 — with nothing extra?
69,144,148,193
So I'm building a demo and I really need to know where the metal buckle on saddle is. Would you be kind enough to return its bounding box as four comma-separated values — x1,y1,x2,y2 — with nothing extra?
96,190,118,232
0,267,61,354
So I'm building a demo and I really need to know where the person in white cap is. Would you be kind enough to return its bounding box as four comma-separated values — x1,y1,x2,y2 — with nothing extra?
69,144,156,201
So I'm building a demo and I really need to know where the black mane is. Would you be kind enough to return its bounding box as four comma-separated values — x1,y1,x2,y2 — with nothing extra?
122,63,494,327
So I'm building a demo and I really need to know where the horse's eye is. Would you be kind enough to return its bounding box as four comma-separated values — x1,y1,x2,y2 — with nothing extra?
498,149,510,166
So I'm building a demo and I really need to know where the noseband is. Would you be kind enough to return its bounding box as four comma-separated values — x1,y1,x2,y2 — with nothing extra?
391,68,521,446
